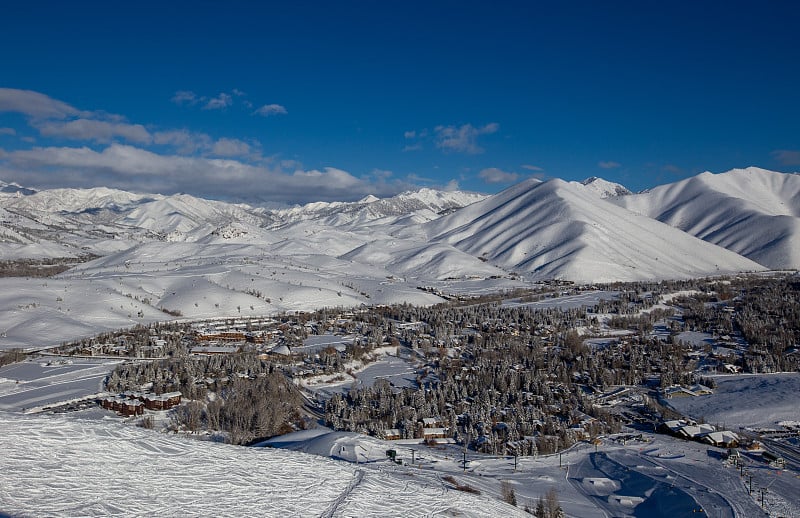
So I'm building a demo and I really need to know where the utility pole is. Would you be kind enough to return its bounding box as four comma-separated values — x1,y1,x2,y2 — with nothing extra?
410,448,416,465
759,487,768,509
746,473,753,495
513,454,518,472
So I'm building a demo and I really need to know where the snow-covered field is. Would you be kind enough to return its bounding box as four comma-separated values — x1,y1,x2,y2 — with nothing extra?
0,357,121,412
502,290,619,310
666,373,800,430
0,412,524,517
4,406,798,517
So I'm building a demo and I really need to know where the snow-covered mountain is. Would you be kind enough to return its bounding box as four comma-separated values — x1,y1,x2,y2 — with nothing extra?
574,176,632,198
4,185,157,214
268,188,487,227
120,194,271,240
612,167,800,269
2,168,798,348
425,178,763,283
0,180,36,196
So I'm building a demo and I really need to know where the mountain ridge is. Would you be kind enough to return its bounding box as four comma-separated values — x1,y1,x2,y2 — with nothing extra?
1,167,797,350
1,168,797,282
425,178,764,282
611,167,800,269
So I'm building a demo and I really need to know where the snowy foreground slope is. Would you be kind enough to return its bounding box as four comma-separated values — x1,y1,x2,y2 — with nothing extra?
613,167,800,269
0,412,524,517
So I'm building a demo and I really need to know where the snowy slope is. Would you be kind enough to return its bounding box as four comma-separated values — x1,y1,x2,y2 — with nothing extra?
341,239,508,281
573,177,632,198
5,186,158,213
426,178,764,283
613,167,800,269
269,188,486,227
120,194,269,240
0,412,524,517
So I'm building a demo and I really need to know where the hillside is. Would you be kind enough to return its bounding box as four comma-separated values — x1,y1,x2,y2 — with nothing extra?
425,178,764,283
612,167,800,269
0,412,524,517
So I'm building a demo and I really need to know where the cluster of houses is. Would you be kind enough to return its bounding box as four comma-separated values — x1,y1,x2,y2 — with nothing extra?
100,391,182,417
382,417,449,442
659,384,714,398
192,318,277,344
660,419,740,448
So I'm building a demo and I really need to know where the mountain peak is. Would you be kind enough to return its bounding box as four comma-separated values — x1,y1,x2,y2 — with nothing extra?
575,177,632,198
612,167,800,269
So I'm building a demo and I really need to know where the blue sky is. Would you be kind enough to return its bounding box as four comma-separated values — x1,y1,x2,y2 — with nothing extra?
1,1,798,204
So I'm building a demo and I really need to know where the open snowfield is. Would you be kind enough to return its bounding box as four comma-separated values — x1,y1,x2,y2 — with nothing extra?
666,373,800,430
0,412,525,517
502,290,620,310
0,357,121,412
3,407,798,517
0,244,453,351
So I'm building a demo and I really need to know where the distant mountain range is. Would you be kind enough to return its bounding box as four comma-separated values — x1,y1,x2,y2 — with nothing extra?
1,167,797,278
1,166,798,348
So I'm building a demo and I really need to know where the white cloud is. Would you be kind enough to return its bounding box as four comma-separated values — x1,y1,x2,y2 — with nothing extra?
521,164,543,171
211,138,251,157
434,123,498,154
0,143,414,203
598,161,621,169
0,88,419,203
402,143,423,152
443,179,460,191
171,90,198,105
254,104,288,117
370,168,393,180
771,149,800,166
403,130,416,139
203,93,233,110
35,119,152,144
280,159,303,170
0,88,86,120
153,129,212,155
479,167,518,184
154,131,258,158
293,167,361,187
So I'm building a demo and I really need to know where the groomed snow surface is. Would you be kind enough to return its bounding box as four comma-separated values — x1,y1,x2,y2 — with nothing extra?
0,412,524,518
2,372,800,516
